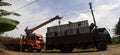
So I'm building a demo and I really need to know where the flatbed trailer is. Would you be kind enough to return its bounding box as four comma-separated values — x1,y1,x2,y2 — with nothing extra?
2,40,22,51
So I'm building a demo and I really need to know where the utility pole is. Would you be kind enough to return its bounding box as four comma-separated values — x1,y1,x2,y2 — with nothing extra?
89,2,97,29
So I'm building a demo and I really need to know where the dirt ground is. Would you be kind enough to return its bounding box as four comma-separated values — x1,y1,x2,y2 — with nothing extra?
0,48,10,55
3,44,120,55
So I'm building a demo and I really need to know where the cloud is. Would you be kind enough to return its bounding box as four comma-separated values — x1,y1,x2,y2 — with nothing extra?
94,1,120,25
2,0,55,37
25,0,33,2
71,0,120,36
2,0,120,37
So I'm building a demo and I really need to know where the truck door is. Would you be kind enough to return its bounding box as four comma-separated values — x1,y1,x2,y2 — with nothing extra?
93,28,111,44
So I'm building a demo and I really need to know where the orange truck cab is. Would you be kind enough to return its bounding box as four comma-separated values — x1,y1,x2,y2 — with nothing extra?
21,33,44,52
2,33,44,52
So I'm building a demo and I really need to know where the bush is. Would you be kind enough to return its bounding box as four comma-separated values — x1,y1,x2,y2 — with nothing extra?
112,36,120,44
0,36,19,42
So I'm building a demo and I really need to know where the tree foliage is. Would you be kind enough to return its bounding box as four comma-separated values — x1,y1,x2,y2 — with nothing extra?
0,0,21,16
0,17,19,33
112,37,120,44
0,0,20,33
0,0,11,6
114,18,120,36
0,36,19,42
0,9,21,16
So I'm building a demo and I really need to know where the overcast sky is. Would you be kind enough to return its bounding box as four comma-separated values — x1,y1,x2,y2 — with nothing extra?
1,0,120,38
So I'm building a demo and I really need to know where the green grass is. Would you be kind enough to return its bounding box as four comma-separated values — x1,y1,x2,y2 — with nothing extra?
41,49,60,53
40,48,97,53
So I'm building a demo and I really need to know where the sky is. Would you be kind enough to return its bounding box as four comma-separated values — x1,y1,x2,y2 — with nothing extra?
1,0,120,38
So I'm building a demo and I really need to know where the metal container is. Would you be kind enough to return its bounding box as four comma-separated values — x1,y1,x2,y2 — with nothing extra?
66,29,77,35
47,20,89,37
76,20,89,27
78,26,90,34
46,32,56,37
57,31,65,36
47,26,58,32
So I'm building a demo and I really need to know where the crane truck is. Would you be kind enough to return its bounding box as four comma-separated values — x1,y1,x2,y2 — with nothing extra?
2,15,62,52
46,20,112,52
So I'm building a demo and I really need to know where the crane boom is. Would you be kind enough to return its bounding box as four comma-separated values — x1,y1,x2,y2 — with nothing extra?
30,15,61,32
25,15,62,35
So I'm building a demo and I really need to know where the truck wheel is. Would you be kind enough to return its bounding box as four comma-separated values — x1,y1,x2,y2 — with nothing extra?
15,47,20,51
27,46,33,52
21,45,26,52
36,49,41,52
21,48,25,52
8,45,15,51
60,48,73,53
96,42,107,51
9,47,15,51
20,46,25,52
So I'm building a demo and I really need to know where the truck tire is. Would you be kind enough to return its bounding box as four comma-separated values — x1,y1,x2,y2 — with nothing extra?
7,45,15,51
36,49,41,52
21,45,26,52
15,47,20,51
96,42,107,51
27,46,33,52
21,48,25,52
60,47,73,53
9,47,15,51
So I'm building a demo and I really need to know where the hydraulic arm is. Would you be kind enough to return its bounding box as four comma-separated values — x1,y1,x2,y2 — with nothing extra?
25,15,62,36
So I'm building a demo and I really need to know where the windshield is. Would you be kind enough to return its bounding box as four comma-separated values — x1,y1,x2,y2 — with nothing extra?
30,35,43,41
103,29,109,34
93,28,109,34
37,36,43,41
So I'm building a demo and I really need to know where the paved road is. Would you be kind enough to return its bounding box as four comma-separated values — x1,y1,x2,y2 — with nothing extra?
7,45,120,55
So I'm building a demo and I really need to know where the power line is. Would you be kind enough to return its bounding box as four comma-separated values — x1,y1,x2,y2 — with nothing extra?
18,10,90,25
12,0,90,25
13,0,39,11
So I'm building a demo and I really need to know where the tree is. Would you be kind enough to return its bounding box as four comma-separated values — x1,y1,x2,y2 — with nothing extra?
114,17,120,36
0,0,20,33
0,0,11,6
0,0,21,16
